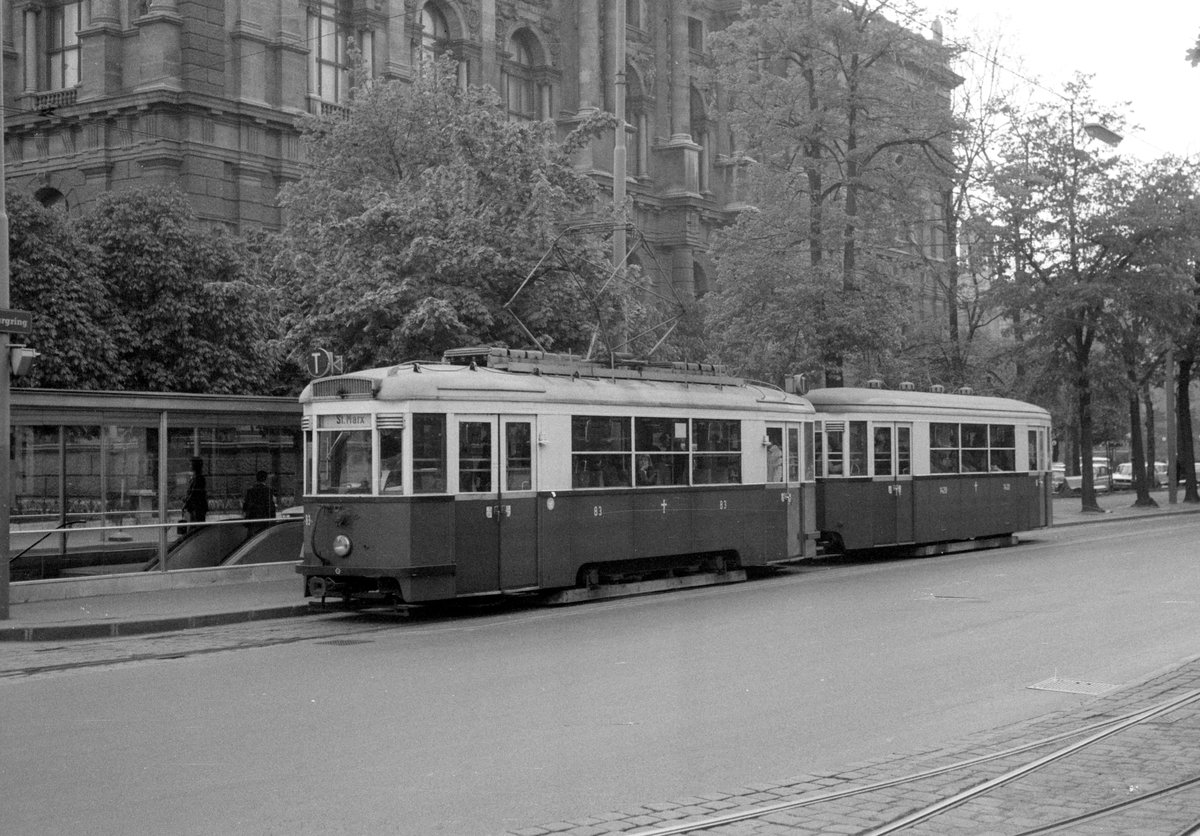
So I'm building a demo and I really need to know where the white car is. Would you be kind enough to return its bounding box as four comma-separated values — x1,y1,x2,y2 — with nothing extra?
1064,460,1112,494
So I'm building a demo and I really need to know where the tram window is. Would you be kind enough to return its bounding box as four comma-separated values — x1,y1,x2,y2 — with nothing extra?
379,428,404,493
766,427,784,482
897,426,911,475
413,414,447,493
571,416,631,488
634,417,687,486
961,423,988,472
788,427,801,482
317,427,371,494
459,421,492,493
990,424,1016,472
825,428,843,476
693,419,741,484
930,423,959,474
873,426,892,477
848,421,868,476
803,423,815,481
505,423,533,491
304,431,314,495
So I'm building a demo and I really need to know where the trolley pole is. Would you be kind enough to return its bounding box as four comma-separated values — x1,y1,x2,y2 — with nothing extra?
0,6,10,620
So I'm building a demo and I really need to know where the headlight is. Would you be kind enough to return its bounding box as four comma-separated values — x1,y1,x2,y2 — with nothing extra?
332,535,352,557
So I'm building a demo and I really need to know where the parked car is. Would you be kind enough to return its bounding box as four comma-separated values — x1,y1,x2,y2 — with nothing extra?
1112,462,1133,490
1064,458,1112,494
1052,462,1066,493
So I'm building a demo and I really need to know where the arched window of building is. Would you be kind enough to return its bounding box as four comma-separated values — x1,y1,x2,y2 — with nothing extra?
502,30,537,121
413,3,468,88
624,65,648,179
626,0,642,29
46,1,87,90
415,3,450,66
690,86,710,193
308,0,351,106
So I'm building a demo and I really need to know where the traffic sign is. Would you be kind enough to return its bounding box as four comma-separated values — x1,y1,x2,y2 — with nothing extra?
0,309,32,335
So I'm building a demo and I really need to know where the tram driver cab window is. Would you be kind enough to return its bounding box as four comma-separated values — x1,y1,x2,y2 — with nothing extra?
316,414,371,494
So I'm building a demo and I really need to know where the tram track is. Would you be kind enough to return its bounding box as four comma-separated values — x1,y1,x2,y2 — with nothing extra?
620,688,1200,836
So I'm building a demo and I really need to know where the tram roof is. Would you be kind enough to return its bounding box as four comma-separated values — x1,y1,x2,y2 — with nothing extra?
805,387,1050,422
300,360,815,415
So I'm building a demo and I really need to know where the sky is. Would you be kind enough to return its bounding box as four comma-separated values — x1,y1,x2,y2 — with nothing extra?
924,1,1200,160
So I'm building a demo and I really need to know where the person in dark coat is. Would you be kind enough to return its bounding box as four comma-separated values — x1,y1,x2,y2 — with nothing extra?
181,457,208,537
242,470,277,535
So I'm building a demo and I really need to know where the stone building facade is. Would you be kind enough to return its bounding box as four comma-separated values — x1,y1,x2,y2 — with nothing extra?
0,0,947,299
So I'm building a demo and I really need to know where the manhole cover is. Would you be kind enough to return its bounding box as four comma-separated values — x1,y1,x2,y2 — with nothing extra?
1028,676,1117,695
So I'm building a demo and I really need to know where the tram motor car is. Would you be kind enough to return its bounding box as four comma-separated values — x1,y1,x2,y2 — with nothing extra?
298,347,820,607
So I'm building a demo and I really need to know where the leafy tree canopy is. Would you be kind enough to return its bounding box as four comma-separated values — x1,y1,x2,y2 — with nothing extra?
704,0,962,383
275,57,624,372
7,188,281,393
7,193,119,389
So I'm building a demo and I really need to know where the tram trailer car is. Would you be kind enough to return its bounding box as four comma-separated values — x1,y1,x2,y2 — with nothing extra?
298,348,819,606
806,386,1053,553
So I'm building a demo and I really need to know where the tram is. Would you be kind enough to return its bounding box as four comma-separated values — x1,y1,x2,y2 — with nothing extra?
806,385,1054,553
297,347,819,605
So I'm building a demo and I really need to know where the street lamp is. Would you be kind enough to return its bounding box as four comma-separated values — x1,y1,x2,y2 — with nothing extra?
1083,122,1124,146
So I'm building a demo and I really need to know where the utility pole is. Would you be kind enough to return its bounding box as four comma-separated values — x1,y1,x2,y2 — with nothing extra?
612,0,627,351
1166,348,1177,505
0,5,10,619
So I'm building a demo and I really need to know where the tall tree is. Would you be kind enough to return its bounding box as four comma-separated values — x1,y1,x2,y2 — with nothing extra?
705,0,962,384
274,57,626,372
990,78,1198,511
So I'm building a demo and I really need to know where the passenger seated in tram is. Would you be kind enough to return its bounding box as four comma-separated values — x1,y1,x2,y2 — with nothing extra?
636,455,658,486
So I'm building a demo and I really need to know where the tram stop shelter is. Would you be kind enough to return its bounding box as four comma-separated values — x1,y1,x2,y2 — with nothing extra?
7,389,302,594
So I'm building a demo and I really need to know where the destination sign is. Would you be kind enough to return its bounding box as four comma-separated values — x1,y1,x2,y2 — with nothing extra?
318,414,370,428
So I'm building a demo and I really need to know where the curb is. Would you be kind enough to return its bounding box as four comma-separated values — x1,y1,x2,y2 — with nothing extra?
1051,503,1200,527
0,603,315,642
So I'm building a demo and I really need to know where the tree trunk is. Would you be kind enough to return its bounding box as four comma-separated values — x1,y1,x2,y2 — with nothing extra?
1128,383,1156,507
1142,379,1156,479
941,188,961,381
1178,354,1199,502
1075,350,1103,512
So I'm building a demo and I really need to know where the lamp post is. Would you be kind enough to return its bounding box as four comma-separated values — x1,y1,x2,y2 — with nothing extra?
1166,348,1177,505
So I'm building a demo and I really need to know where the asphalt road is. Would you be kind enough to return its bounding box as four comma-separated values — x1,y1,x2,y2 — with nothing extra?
2,515,1199,835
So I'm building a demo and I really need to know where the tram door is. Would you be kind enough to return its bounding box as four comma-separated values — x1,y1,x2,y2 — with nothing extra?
766,423,805,559
453,415,538,594
871,422,914,546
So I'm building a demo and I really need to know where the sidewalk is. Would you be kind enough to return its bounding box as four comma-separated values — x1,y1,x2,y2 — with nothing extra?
1,489,1197,642
1050,486,1200,526
0,576,308,642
